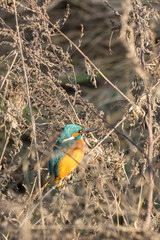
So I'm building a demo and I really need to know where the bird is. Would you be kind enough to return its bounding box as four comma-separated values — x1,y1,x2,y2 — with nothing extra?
48,124,96,188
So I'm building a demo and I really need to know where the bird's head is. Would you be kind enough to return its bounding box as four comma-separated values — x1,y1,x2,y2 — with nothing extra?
59,124,97,143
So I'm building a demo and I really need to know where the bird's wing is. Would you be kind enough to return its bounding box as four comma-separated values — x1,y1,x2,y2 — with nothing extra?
48,140,67,177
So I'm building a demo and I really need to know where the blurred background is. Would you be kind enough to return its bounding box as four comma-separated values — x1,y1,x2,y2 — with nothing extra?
1,0,159,123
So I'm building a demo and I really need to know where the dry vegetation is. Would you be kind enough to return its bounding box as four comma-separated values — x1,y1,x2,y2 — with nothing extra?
0,0,160,239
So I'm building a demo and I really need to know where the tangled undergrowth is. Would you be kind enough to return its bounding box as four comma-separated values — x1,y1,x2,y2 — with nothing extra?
0,0,160,239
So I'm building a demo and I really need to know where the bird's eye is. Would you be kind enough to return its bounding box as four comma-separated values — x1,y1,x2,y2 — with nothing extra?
79,129,84,133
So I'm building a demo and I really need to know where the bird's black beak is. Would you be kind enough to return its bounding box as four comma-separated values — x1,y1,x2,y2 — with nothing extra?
83,128,97,134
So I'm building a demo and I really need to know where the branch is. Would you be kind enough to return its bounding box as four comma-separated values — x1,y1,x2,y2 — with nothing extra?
80,97,144,154
0,125,12,165
144,92,154,230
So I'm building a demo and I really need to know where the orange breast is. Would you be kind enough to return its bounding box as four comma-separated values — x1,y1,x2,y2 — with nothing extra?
56,139,85,182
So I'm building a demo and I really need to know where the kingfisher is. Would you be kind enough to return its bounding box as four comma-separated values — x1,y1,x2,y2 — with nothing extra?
48,124,96,188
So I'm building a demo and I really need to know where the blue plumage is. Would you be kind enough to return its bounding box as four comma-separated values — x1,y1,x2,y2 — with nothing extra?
48,124,83,177
59,124,83,142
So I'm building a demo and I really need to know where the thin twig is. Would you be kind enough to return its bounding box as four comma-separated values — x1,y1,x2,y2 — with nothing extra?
144,92,154,230
153,134,160,145
13,0,45,236
0,125,12,165
104,1,121,16
80,98,144,154
0,51,18,91
87,116,127,155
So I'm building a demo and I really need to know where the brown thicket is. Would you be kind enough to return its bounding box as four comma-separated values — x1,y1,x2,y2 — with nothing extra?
0,0,160,239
